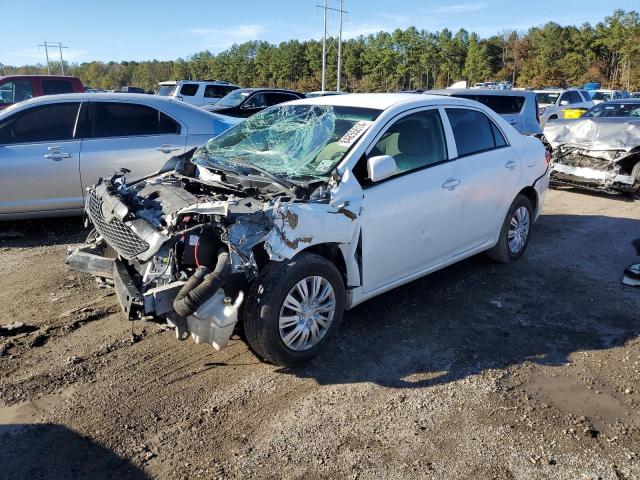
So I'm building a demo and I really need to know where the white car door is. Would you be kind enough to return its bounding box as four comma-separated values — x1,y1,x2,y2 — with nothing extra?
359,108,463,293
0,101,83,215
79,101,187,190
444,107,521,250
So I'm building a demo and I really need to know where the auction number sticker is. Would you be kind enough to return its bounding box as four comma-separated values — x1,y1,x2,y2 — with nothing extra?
337,121,373,147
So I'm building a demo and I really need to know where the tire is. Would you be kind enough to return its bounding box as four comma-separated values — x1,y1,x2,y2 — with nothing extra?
487,194,533,264
243,252,345,366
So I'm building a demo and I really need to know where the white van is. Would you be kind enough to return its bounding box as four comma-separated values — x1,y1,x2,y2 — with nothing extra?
157,80,240,108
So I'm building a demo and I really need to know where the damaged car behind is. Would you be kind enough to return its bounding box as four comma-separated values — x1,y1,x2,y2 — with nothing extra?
68,93,549,365
545,98,640,197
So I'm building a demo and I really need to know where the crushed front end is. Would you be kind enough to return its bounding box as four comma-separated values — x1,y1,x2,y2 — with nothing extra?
544,118,640,196
67,165,272,349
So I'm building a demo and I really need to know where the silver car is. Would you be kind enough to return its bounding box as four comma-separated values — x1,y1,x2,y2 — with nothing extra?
426,89,543,136
0,93,240,220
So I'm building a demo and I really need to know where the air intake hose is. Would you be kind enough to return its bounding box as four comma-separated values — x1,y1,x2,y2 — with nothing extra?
173,250,230,318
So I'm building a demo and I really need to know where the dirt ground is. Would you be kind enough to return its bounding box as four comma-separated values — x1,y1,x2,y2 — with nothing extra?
0,188,639,480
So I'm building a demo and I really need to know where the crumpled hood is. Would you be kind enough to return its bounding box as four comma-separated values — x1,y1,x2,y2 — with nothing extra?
544,118,640,151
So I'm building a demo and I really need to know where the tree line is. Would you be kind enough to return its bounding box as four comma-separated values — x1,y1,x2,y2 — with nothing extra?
2,9,639,93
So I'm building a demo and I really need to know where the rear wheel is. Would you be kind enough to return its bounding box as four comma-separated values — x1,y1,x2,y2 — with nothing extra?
243,253,345,366
487,195,533,263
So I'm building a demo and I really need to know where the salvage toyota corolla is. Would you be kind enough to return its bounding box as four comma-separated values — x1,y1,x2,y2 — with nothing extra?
68,94,549,365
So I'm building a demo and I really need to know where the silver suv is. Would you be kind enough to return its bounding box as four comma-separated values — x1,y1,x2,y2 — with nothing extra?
157,80,240,108
427,89,543,136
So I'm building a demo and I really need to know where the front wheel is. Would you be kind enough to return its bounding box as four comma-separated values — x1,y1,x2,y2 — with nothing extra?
487,194,533,264
243,253,345,366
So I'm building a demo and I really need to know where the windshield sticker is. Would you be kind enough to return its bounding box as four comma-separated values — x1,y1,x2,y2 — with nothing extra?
337,120,373,147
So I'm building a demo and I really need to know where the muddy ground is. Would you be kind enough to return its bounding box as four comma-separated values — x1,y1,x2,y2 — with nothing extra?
0,188,639,480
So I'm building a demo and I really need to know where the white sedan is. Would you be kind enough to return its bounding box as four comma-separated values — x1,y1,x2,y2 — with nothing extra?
0,93,240,219
69,93,549,365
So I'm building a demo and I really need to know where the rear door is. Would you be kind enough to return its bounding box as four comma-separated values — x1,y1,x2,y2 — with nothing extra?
79,101,186,189
0,102,83,215
444,107,521,250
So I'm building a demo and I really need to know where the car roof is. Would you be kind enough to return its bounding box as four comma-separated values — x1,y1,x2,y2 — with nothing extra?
0,74,82,82
605,98,640,103
428,88,533,97
287,92,479,110
6,92,179,104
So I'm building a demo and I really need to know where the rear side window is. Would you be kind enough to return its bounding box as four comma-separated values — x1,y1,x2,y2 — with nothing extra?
567,91,582,104
90,102,180,138
454,94,525,114
266,92,300,105
204,85,238,98
0,80,34,104
41,80,74,95
0,102,80,144
446,108,505,157
180,84,199,96
580,90,592,101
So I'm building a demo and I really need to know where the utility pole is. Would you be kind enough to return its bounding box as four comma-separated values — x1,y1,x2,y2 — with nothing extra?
336,0,344,91
316,1,348,92
322,0,327,91
38,41,68,75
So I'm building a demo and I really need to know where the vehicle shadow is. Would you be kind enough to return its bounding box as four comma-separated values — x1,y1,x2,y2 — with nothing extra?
0,216,86,249
551,185,637,203
0,423,149,479
282,213,640,388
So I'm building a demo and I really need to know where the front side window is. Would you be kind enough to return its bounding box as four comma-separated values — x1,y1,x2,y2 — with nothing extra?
91,102,179,138
0,80,34,104
567,91,582,104
243,93,267,109
0,102,80,144
42,80,73,95
180,83,199,96
370,109,448,174
446,108,504,157
194,104,381,181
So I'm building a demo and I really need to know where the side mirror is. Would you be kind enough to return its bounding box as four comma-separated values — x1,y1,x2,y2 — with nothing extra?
560,100,569,106
367,155,397,182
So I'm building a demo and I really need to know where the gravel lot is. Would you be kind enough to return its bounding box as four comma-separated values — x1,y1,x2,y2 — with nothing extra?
0,188,639,480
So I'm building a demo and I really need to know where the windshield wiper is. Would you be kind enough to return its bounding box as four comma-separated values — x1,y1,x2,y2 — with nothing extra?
229,157,306,198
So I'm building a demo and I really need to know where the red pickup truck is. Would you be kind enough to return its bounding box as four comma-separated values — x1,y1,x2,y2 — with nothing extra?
0,75,85,110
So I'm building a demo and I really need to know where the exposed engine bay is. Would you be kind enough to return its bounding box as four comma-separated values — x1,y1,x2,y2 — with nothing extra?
544,118,640,195
67,150,362,350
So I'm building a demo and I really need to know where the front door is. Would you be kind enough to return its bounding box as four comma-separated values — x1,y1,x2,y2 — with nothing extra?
359,108,463,293
0,102,83,215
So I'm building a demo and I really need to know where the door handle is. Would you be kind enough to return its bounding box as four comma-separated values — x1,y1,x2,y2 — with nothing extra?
44,152,72,160
156,144,182,153
441,178,461,190
505,160,516,170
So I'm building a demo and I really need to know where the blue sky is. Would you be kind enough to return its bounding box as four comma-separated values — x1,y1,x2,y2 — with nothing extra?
2,0,638,66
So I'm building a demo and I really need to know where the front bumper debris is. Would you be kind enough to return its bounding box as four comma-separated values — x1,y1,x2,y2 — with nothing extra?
67,244,244,349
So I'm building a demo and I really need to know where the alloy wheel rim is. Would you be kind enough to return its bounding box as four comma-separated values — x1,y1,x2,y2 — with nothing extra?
508,206,530,254
279,276,336,351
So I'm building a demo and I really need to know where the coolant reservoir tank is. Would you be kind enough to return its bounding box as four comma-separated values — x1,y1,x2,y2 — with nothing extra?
186,289,244,350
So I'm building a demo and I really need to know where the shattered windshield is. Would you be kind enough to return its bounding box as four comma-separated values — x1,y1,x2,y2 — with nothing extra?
193,104,381,180
584,102,640,118
535,92,560,105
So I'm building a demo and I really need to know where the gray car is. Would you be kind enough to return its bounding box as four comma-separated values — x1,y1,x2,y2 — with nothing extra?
426,89,543,136
0,93,240,220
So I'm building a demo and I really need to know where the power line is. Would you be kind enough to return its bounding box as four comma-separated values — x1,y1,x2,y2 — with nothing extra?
38,42,69,75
